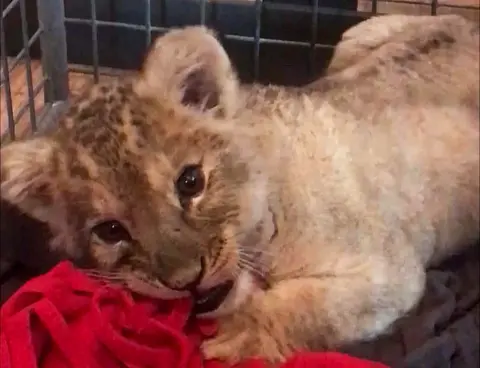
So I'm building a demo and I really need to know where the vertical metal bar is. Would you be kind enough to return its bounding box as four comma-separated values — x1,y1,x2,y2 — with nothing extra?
145,0,152,46
160,0,166,27
431,0,438,15
19,0,37,132
372,0,378,14
36,0,69,104
0,15,16,140
90,0,99,82
309,0,319,77
253,0,262,81
200,0,207,25
2,0,22,19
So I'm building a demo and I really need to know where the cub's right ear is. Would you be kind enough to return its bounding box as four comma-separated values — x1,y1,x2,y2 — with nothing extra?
135,26,240,118
1,138,57,225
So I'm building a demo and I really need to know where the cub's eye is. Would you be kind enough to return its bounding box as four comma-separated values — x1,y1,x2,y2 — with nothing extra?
176,165,205,198
92,220,132,244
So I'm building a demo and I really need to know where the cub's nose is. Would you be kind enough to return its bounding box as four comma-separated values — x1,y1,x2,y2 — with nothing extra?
154,256,206,291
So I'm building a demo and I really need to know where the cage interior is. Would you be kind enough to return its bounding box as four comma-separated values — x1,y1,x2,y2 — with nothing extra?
2,0,479,143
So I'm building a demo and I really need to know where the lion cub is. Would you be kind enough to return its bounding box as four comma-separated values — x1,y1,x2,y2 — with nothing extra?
1,14,479,364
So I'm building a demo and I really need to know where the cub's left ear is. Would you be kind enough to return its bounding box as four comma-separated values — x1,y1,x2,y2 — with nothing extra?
136,26,240,117
1,138,58,225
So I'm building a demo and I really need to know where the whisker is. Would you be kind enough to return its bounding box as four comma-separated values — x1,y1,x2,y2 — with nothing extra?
237,253,269,275
82,269,129,285
83,271,124,279
82,268,121,276
84,274,125,283
239,245,276,256
237,251,264,265
238,239,310,280
237,263,266,277
237,263,265,279
239,248,271,260
238,250,272,268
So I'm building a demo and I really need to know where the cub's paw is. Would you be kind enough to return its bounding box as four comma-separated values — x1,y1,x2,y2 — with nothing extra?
201,313,287,365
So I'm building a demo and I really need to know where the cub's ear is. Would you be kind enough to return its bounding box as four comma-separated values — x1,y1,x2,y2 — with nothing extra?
1,138,57,225
136,26,240,117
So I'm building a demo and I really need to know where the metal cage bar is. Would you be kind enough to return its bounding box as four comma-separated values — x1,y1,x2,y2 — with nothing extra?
1,0,70,142
62,1,478,53
309,0,320,75
12,77,47,129
1,0,42,141
145,0,152,47
36,0,69,104
2,0,21,18
19,0,38,132
0,13,16,141
200,0,207,25
0,28,42,85
90,0,100,82
431,0,438,15
253,0,263,80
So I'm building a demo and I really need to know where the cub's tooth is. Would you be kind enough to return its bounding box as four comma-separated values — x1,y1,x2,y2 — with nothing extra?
196,296,209,304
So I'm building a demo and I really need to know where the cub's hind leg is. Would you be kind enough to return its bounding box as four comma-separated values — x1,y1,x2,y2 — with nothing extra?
325,14,476,75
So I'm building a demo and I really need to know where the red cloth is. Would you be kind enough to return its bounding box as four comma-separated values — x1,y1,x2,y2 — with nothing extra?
0,261,388,368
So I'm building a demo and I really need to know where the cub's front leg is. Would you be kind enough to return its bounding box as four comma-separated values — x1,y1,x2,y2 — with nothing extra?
202,254,425,364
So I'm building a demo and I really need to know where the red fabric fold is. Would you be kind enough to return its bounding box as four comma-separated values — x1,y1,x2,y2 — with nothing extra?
0,261,388,368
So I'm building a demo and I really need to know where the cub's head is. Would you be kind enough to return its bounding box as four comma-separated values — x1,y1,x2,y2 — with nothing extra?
1,27,274,316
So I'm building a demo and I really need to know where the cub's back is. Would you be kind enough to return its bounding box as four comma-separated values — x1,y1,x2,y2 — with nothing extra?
241,14,479,268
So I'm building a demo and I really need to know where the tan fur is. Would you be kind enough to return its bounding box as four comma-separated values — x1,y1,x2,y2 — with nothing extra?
1,14,479,364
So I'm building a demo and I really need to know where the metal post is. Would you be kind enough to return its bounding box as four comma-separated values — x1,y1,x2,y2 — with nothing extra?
200,0,207,25
309,0,319,77
253,0,262,81
36,0,69,105
0,10,16,141
19,0,38,132
90,0,99,82
145,0,152,47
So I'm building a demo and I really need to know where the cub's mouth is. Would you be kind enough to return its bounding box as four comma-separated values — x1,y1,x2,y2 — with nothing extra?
193,280,234,315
